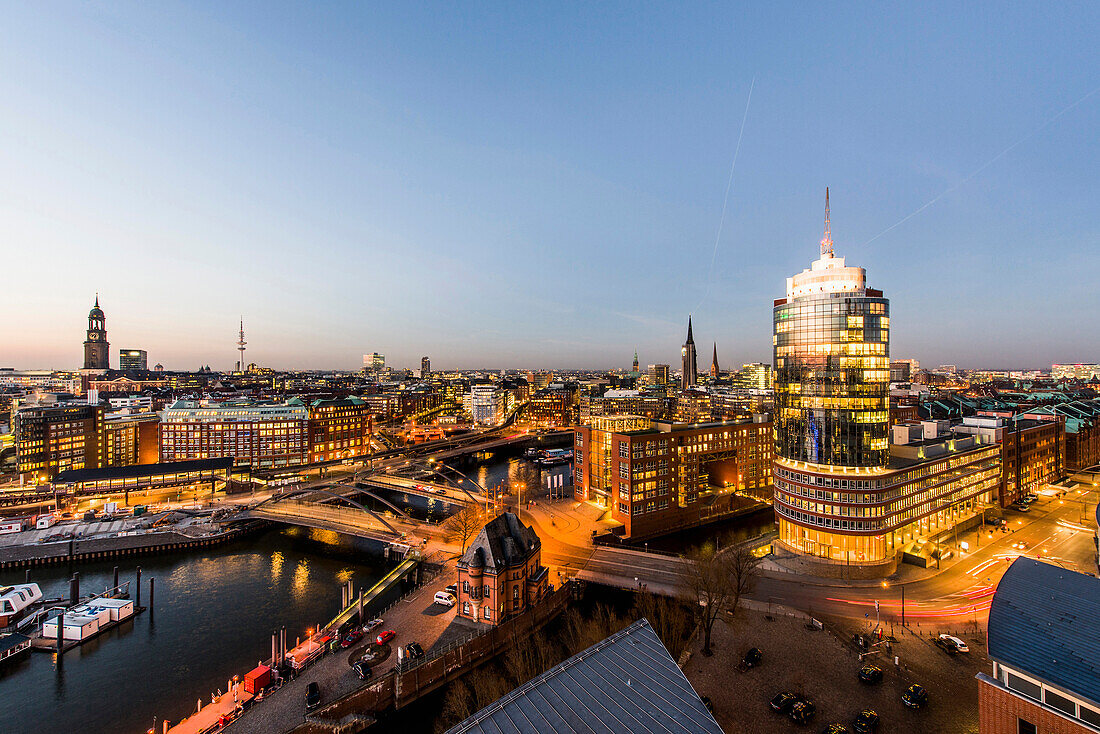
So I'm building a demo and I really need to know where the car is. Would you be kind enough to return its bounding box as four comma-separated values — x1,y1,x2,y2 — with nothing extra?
1013,502,1031,512
352,661,372,681
935,637,959,654
375,630,396,646
305,682,321,711
434,591,457,607
858,664,883,683
406,641,425,658
938,634,969,653
902,684,928,709
431,488,447,494
1024,492,1038,502
742,647,763,668
364,617,384,632
852,710,879,733
339,629,364,649
790,700,816,724
770,692,800,714
445,584,458,596
820,725,848,734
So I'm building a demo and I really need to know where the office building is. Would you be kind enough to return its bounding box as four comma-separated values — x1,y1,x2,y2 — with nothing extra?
1026,398,1100,471
307,397,373,463
527,387,577,429
733,363,772,391
579,390,667,424
771,193,998,575
421,356,431,376
979,558,1100,734
455,512,548,627
648,364,670,387
159,400,309,469
1052,364,1100,381
82,296,109,371
467,384,506,426
681,316,697,390
119,349,148,371
363,353,385,372
953,414,1064,507
574,416,773,539
104,411,161,467
14,403,104,480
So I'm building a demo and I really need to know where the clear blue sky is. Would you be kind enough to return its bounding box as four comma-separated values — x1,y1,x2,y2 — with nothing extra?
2,2,1097,372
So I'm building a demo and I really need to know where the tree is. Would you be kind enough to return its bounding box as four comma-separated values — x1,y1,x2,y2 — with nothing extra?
633,591,694,660
681,544,735,656
727,544,761,622
444,504,486,553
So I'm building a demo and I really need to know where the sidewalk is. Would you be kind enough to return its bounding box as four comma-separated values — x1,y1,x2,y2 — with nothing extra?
519,495,607,549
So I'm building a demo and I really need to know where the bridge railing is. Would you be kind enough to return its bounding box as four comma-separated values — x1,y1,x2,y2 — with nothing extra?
252,500,401,537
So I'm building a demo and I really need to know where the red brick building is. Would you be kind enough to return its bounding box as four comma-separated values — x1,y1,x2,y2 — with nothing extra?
980,558,1100,734
455,512,548,627
574,416,773,539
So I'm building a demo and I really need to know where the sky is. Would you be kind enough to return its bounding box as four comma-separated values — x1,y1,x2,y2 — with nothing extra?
1,2,1098,372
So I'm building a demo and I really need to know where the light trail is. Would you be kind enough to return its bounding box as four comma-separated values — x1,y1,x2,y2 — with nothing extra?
863,84,1100,247
695,76,755,312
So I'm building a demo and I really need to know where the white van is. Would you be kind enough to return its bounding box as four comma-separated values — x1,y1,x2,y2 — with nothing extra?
433,591,456,607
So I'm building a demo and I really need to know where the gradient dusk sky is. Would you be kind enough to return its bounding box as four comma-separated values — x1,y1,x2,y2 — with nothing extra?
2,3,1097,372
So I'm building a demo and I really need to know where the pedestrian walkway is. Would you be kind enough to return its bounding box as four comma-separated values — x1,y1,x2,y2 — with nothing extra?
167,680,254,734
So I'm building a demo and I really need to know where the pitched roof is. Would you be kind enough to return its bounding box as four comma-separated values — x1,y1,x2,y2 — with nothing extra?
460,512,540,571
988,558,1100,706
445,618,723,734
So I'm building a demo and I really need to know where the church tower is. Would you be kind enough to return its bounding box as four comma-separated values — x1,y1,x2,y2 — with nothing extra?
681,316,697,390
632,349,639,374
83,295,109,370
710,342,720,378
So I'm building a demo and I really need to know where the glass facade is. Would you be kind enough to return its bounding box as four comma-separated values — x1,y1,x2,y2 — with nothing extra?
774,293,890,467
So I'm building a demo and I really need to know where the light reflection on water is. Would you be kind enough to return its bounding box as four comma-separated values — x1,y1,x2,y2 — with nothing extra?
0,528,388,734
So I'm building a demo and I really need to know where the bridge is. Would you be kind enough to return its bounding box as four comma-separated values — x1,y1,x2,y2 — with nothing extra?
238,497,428,546
355,473,485,507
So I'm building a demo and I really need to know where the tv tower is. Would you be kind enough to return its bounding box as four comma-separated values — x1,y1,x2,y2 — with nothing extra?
820,187,834,257
237,317,247,372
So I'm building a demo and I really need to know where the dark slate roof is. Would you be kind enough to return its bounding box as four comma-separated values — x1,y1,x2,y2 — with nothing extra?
460,512,540,571
0,633,30,654
446,618,722,734
55,457,234,484
988,558,1100,706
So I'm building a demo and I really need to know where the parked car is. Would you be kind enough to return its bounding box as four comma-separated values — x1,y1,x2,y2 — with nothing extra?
352,661,372,681
434,591,457,607
405,641,425,659
770,692,800,714
339,629,364,649
902,684,928,709
1023,492,1038,502
364,617,384,632
375,630,396,646
852,710,879,733
305,682,321,711
790,700,816,724
858,664,883,683
1012,502,1031,512
937,634,969,653
934,637,959,655
445,584,458,596
820,725,849,734
742,647,763,668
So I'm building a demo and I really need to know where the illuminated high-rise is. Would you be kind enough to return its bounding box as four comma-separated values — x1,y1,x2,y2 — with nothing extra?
773,190,889,467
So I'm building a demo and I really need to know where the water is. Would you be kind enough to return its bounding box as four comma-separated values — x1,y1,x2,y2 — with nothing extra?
0,527,390,734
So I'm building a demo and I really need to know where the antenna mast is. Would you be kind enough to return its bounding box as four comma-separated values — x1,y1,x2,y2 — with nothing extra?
237,317,247,372
820,187,834,257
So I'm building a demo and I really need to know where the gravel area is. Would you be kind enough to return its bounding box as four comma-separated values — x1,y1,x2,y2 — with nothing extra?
683,608,986,734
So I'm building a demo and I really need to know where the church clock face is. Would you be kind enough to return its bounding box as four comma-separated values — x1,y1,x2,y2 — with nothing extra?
89,332,100,340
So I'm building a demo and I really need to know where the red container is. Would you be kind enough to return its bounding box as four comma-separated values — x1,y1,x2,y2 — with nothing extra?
243,665,271,695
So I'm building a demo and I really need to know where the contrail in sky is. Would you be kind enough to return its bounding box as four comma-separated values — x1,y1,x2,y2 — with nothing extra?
863,84,1100,247
695,76,755,313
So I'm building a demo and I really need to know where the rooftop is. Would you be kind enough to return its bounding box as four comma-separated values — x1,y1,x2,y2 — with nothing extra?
988,558,1100,707
459,512,540,571
445,618,723,734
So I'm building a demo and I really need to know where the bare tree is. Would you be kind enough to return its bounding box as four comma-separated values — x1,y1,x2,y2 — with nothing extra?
633,591,693,659
727,545,761,622
681,544,735,656
444,504,486,553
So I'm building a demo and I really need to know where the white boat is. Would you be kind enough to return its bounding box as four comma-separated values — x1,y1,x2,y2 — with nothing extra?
0,584,43,628
537,449,574,466
0,633,31,665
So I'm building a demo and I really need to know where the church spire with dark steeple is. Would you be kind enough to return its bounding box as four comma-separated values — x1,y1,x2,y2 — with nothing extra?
711,342,719,378
681,315,697,390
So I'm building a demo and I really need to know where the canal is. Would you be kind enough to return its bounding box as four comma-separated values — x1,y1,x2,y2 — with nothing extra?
0,527,390,734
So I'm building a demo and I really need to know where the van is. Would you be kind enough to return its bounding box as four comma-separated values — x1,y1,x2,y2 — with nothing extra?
433,591,456,607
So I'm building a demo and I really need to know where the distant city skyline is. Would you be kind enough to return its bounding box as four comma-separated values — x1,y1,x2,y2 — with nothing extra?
2,4,1098,371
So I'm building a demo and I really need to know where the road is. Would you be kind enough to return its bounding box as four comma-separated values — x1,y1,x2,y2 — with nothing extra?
570,494,1097,624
